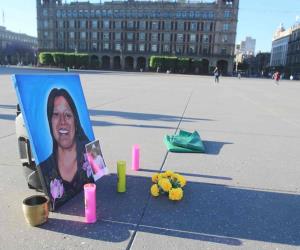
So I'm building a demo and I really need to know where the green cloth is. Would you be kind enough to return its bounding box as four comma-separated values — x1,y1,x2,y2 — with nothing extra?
164,130,205,153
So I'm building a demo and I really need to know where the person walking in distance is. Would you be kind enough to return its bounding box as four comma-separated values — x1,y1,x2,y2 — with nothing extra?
273,71,280,85
214,67,220,83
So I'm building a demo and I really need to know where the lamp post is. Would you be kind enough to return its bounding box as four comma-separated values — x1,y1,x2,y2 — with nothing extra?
120,44,124,70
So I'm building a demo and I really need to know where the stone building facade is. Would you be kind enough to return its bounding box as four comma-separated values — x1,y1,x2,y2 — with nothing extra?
270,24,291,68
37,0,239,74
0,26,37,65
286,23,300,78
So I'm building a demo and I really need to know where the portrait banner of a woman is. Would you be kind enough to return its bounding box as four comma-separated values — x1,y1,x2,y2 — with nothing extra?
13,75,97,210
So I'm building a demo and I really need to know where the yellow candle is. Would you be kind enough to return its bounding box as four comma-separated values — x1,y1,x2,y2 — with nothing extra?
117,160,126,192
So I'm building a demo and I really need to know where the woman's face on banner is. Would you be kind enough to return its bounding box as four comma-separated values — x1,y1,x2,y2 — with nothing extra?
51,96,76,149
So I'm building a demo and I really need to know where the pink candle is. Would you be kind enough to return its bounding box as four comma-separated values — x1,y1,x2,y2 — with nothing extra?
132,144,140,171
84,183,97,223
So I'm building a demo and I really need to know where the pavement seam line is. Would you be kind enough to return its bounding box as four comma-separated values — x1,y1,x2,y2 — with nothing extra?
0,133,15,140
126,90,194,250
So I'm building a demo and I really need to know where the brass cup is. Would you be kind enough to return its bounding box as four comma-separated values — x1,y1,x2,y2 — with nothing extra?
22,195,49,226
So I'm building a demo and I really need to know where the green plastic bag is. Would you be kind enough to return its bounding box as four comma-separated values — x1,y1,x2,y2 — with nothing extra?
164,130,205,153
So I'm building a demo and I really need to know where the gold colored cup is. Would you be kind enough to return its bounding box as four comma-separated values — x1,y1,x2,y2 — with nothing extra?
22,195,49,226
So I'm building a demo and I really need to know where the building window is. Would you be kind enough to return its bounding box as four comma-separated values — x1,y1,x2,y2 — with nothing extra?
204,22,210,32
152,21,159,30
103,20,110,29
58,31,63,40
163,44,170,52
224,10,231,18
127,32,133,40
103,32,109,40
69,41,75,49
58,20,63,29
80,32,86,39
92,42,97,51
127,20,134,29
72,10,78,17
190,34,196,42
151,44,158,52
177,21,184,31
43,9,48,17
176,45,183,54
139,32,145,41
139,21,146,30
115,43,121,51
58,41,64,49
164,21,171,30
44,20,48,28
177,34,183,42
127,43,133,51
189,45,195,54
43,31,48,38
203,45,208,54
103,43,109,50
84,10,90,18
92,32,97,39
223,23,229,31
115,32,121,40
80,20,86,29
203,34,209,43
69,20,75,29
151,33,158,41
80,41,86,50
67,10,72,17
69,32,75,39
221,48,227,55
222,35,228,43
164,33,170,42
90,9,95,17
92,20,98,29
115,21,122,29
139,44,145,52
190,22,197,31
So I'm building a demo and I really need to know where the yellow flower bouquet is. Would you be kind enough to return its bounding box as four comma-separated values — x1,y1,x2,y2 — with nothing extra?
150,170,186,201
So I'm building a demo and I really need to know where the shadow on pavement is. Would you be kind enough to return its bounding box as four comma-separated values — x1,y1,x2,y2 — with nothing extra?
0,104,16,121
0,104,16,109
40,174,300,246
90,109,214,129
139,168,232,180
203,140,233,155
91,120,175,129
0,114,16,121
42,217,132,242
89,109,214,123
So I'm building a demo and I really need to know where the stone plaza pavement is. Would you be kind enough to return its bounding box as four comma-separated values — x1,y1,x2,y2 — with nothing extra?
0,67,300,249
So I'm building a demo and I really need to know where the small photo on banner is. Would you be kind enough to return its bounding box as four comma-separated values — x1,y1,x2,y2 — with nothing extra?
85,140,109,181
13,74,106,211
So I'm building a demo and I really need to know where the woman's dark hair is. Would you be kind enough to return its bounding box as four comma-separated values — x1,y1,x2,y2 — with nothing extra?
47,88,89,152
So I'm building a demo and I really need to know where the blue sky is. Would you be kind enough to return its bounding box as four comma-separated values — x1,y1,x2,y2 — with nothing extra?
1,0,299,52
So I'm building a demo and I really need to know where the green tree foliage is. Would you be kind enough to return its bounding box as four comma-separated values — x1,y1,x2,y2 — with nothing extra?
150,56,198,73
64,53,77,68
76,54,89,68
192,59,203,74
39,52,90,69
39,52,54,65
52,53,65,66
90,55,100,69
177,58,190,73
